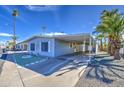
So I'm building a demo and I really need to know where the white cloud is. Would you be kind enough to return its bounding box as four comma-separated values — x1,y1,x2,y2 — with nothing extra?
1,6,28,24
92,26,96,29
1,6,12,14
0,41,6,45
0,14,10,21
25,5,59,12
0,32,13,37
43,32,67,36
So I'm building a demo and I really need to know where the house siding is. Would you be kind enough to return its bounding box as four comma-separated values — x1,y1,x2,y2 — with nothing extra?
54,39,74,57
27,38,89,57
79,44,89,51
28,38,55,57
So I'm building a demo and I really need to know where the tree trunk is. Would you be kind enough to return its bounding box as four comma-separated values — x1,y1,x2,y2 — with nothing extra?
114,48,121,60
13,16,16,51
113,36,121,60
108,43,111,54
104,38,107,51
108,39,113,55
108,36,115,56
111,46,115,56
100,39,103,51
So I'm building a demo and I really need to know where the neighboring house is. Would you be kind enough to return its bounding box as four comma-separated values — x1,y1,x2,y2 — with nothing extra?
16,42,28,51
18,33,96,57
0,45,6,54
119,41,124,55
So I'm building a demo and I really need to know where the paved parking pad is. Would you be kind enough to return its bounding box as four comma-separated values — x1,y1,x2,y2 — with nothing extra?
0,55,89,87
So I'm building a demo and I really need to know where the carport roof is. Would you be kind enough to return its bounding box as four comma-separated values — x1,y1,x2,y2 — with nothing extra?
18,33,93,44
54,33,92,42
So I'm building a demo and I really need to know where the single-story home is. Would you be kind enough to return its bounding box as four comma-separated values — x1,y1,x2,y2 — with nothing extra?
16,42,28,51
0,45,6,54
16,33,96,57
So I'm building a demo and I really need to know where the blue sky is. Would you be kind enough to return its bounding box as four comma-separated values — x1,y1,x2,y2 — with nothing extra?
0,5,124,44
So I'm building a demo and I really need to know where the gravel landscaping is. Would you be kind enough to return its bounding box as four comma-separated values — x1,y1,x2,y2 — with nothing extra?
76,54,124,87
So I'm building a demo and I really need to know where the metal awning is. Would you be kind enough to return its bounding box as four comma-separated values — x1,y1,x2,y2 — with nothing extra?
54,33,92,42
18,33,93,44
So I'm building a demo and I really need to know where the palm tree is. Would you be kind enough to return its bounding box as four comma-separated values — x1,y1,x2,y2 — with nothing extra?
12,9,19,50
96,9,124,60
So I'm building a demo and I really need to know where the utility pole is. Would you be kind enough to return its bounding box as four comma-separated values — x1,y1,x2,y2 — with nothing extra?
42,26,46,35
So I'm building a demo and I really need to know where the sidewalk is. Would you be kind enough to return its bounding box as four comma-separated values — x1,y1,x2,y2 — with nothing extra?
0,60,23,87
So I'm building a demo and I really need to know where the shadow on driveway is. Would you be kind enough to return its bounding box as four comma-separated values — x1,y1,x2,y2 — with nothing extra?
56,60,88,76
85,55,124,84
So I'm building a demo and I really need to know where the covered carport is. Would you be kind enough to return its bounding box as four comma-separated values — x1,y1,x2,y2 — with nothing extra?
54,33,96,54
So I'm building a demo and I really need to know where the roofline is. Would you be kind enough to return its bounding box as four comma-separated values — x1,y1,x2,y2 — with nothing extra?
17,33,92,44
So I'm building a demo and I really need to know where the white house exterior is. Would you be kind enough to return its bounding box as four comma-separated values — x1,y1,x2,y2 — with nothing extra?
0,45,6,54
19,33,95,57
16,42,28,51
27,37,75,57
28,37,55,57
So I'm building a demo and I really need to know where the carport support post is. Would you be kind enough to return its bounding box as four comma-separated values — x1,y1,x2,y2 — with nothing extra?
95,40,98,55
88,34,92,61
90,34,92,53
123,43,124,55
83,40,86,53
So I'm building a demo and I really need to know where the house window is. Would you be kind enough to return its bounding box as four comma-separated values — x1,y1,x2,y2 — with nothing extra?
41,42,48,52
30,43,35,51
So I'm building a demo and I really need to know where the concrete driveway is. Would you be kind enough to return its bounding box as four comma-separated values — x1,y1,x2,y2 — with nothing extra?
0,60,4,75
0,54,88,87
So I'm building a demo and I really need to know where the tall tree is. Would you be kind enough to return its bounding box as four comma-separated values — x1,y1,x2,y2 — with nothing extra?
96,9,124,60
12,9,19,50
